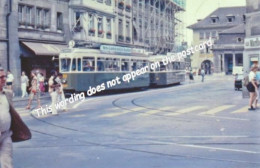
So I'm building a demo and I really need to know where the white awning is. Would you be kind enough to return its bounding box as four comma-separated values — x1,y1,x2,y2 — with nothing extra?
22,42,67,56
250,57,258,61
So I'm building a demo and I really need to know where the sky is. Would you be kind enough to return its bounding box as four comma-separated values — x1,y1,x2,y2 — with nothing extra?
184,0,246,45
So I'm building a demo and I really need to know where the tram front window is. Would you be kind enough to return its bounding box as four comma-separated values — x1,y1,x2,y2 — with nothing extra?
61,58,71,72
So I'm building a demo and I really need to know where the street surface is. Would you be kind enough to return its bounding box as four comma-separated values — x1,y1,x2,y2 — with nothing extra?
13,75,260,168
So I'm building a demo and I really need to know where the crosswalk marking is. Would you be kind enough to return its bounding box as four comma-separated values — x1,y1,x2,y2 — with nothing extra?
199,105,235,115
167,106,205,116
100,107,144,118
231,106,249,114
138,110,160,116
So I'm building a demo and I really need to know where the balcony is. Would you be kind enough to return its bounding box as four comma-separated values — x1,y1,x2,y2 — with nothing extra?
106,31,112,39
98,30,104,37
126,36,131,43
125,4,131,12
74,26,83,32
118,2,124,10
118,35,124,42
88,28,95,36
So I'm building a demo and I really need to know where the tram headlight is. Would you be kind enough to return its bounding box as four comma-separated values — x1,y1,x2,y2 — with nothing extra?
62,74,68,88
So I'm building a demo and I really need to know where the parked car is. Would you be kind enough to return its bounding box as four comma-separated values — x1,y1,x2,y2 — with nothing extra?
234,74,243,90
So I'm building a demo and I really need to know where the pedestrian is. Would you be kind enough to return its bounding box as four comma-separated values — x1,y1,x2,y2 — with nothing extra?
189,70,194,83
0,67,13,168
6,70,14,91
26,72,41,109
49,70,60,115
21,71,29,98
39,73,45,95
254,69,260,108
1,67,32,168
247,65,258,110
201,68,205,82
56,73,67,112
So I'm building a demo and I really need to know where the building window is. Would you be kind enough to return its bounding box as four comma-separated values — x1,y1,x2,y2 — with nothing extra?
57,12,63,31
126,21,130,42
36,8,42,28
18,5,24,24
237,37,243,43
212,31,217,38
118,19,124,41
89,14,95,36
98,17,104,37
206,32,210,39
199,32,204,39
25,6,33,26
227,16,235,23
210,16,219,24
73,12,83,32
43,9,50,29
105,0,111,5
106,18,111,39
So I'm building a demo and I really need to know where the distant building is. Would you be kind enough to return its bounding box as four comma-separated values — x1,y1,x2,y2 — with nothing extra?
188,6,246,75
115,0,133,46
212,24,245,74
243,0,260,72
132,0,185,54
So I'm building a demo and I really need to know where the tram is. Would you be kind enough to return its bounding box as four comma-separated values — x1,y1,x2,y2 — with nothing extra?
149,55,186,86
59,47,150,95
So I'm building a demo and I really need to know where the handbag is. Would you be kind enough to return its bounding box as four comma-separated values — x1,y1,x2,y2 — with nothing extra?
5,93,32,142
9,104,32,142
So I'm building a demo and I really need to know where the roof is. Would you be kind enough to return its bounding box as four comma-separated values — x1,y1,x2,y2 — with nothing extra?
187,6,246,30
219,24,245,34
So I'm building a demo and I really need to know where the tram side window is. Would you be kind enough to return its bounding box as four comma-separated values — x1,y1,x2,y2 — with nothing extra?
97,58,105,71
83,57,95,71
121,59,130,71
160,62,166,71
72,58,76,71
105,58,120,71
173,62,180,70
61,58,71,72
78,58,81,71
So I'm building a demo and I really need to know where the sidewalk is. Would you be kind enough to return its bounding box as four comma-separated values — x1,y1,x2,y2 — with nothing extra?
13,93,50,103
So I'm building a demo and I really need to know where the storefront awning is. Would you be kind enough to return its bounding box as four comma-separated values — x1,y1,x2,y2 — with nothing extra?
250,57,259,62
22,42,67,56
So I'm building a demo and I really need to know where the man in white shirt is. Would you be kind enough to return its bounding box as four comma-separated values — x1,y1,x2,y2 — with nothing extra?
0,67,13,168
49,70,59,115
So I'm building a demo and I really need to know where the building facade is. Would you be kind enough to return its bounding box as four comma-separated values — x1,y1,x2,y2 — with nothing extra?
243,0,260,72
69,0,116,45
0,0,70,94
212,24,245,74
188,7,246,74
132,0,185,54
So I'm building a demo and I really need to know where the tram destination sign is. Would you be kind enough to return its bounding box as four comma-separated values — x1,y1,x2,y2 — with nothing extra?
100,45,132,54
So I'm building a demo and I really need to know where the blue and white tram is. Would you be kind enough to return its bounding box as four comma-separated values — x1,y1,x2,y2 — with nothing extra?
149,55,186,86
59,48,150,94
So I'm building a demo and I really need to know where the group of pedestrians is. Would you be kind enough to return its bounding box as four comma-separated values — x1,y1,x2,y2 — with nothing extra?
21,71,45,98
186,68,206,83
24,70,66,115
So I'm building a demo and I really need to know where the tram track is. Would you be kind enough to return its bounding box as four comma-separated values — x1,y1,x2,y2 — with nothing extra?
24,104,260,165
17,80,260,166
